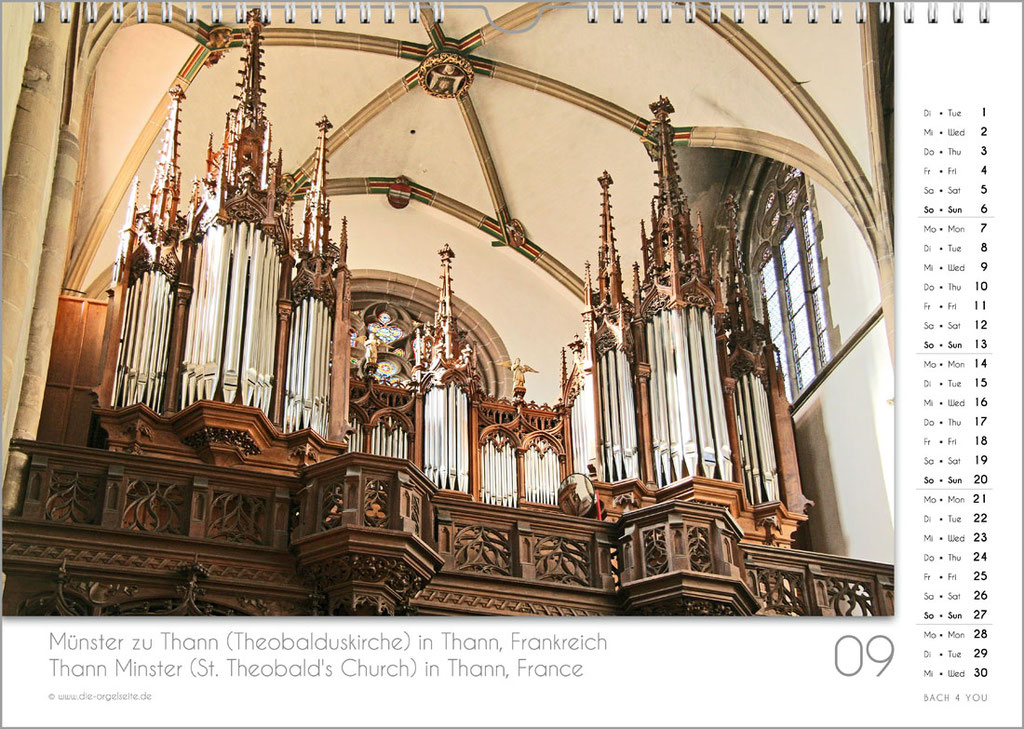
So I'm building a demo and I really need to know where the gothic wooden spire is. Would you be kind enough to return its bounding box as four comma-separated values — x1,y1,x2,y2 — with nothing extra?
338,216,349,262
437,243,455,329
112,177,141,285
425,244,466,366
219,8,272,194
234,9,267,130
148,86,184,236
596,171,624,306
124,176,141,231
723,194,756,334
649,96,688,225
637,96,716,307
302,115,332,256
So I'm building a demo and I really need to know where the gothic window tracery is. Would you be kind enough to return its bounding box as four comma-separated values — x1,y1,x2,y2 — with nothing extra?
348,282,510,397
350,303,415,386
754,165,833,400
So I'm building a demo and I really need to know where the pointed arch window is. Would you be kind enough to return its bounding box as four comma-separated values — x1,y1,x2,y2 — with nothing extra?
350,306,414,386
755,166,832,400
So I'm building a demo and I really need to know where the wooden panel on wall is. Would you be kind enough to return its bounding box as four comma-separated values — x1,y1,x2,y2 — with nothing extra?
37,296,108,446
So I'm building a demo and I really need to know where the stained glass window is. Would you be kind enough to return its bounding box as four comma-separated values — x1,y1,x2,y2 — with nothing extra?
759,257,792,401
373,360,401,385
350,308,411,386
803,208,831,361
756,165,832,400
367,311,402,345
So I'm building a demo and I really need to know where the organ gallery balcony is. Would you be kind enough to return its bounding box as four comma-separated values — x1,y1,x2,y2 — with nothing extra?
2,435,893,617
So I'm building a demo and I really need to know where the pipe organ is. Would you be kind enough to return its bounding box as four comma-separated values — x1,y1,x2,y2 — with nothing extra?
733,372,780,504
584,172,641,483
105,12,350,440
522,439,561,506
98,31,809,547
480,431,517,507
110,87,185,411
178,13,286,415
414,245,472,493
633,99,732,487
563,97,809,530
422,384,470,492
596,348,638,481
180,218,279,413
282,119,344,437
563,337,597,477
720,196,792,508
645,306,731,486
368,416,411,460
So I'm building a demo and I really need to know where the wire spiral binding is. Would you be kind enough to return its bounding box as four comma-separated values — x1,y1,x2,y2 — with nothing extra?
36,2,993,25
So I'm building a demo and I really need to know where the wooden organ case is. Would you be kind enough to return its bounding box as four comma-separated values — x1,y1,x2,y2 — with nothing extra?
3,16,893,618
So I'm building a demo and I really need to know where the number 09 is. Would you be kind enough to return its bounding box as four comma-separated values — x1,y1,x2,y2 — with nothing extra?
835,635,895,676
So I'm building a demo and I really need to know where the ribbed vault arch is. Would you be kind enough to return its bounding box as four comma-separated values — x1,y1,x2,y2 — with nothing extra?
62,0,889,356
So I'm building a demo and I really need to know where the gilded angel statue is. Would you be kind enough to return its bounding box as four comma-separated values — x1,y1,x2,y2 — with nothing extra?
497,357,538,390
352,331,394,376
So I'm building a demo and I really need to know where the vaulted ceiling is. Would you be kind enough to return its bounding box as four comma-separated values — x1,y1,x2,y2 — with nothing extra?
65,3,885,402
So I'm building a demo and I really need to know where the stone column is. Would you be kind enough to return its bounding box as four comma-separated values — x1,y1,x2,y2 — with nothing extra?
3,126,81,515
1,9,72,491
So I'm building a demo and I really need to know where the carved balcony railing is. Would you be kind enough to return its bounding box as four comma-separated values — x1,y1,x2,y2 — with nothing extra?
4,439,894,617
16,440,292,548
408,490,619,615
616,500,762,615
293,451,433,542
741,543,895,616
291,452,442,615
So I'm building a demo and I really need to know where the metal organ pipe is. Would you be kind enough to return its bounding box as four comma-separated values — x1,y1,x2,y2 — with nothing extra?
346,419,364,453
597,349,638,482
669,309,698,478
367,418,409,459
523,441,559,505
283,291,332,437
113,266,175,411
732,372,779,505
423,384,469,493
180,222,280,418
481,438,517,508
569,372,596,479
646,307,732,488
701,308,733,482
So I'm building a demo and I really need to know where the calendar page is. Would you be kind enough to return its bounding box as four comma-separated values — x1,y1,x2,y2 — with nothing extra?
0,2,1020,727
